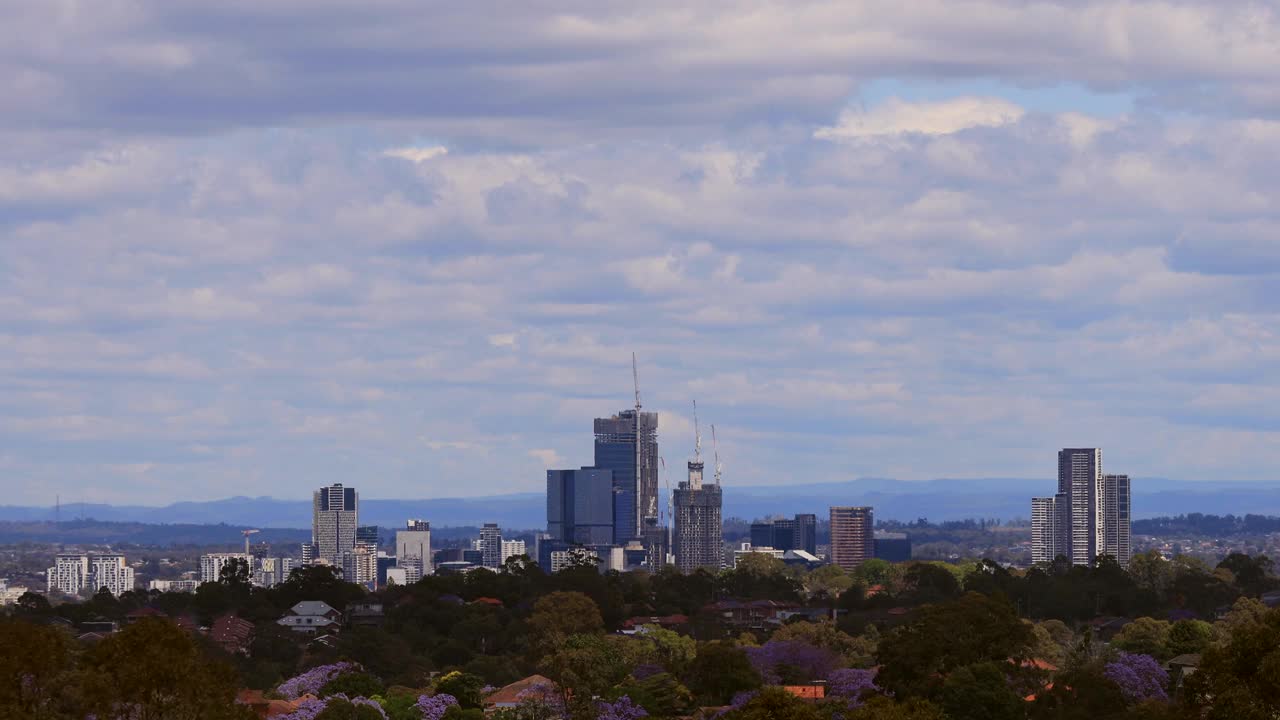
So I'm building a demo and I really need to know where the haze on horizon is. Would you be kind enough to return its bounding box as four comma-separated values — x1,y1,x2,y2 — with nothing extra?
3,2,1280,506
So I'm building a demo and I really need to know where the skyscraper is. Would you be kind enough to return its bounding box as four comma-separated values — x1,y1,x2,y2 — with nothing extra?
1030,495,1068,564
830,506,874,571
673,430,722,573
200,553,252,584
1058,448,1101,567
1033,449,1132,568
750,514,818,555
87,555,134,596
547,468,615,545
1100,474,1132,567
594,409,659,544
396,519,432,581
47,554,89,595
312,483,358,566
479,523,502,569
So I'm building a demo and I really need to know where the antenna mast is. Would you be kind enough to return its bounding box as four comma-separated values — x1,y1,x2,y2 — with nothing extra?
693,400,702,462
711,424,723,485
632,352,641,411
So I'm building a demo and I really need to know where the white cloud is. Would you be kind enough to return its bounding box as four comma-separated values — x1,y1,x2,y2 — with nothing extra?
383,145,449,163
815,97,1025,140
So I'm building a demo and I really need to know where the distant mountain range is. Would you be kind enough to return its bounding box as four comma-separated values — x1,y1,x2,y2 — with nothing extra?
5,478,1279,530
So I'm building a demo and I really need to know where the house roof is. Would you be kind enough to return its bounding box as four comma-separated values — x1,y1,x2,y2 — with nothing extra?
1168,654,1202,668
290,600,339,616
783,685,826,700
211,615,255,648
485,674,557,707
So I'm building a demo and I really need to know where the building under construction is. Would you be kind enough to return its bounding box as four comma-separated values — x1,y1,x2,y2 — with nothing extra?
673,411,723,573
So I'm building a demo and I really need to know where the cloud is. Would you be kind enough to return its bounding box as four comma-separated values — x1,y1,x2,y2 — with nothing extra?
815,97,1025,140
383,146,448,163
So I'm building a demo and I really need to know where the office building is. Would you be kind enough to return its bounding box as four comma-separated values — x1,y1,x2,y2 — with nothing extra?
356,525,379,551
479,523,503,569
750,514,818,555
673,454,722,573
1100,474,1132,567
47,554,90,595
501,539,527,564
873,531,912,562
594,409,659,544
385,567,408,586
253,557,297,588
396,519,432,581
313,483,358,566
200,553,252,584
829,507,874,571
547,468,616,546
301,543,315,565
1032,449,1132,568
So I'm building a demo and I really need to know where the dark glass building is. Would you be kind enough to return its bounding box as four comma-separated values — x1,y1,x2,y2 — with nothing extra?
594,410,659,544
547,468,615,546
750,514,817,555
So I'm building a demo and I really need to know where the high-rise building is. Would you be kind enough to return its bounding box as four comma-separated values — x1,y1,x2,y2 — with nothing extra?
356,525,379,551
200,553,252,584
673,450,722,573
313,483,358,566
829,506,874,571
547,468,616,546
1101,474,1132,567
479,523,503,569
750,514,818,555
343,545,377,587
396,519,432,581
301,543,315,565
1058,448,1101,567
594,409,659,544
1030,495,1068,564
47,554,90,595
501,539,527,564
1033,449,1132,568
88,555,135,596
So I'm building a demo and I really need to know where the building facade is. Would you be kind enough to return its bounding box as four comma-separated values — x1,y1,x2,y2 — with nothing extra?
479,523,503,569
396,519,432,581
200,553,252,584
88,555,135,596
547,468,616,546
672,482,722,573
829,506,874,571
1100,474,1132,567
593,409,659,544
313,483,358,566
750,514,817,555
1059,448,1102,566
1030,495,1068,564
47,554,90,595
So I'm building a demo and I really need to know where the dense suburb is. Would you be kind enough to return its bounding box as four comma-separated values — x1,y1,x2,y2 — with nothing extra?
2,550,1279,719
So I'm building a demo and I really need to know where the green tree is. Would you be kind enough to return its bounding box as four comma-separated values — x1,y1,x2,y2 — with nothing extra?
621,672,694,717
853,559,896,588
772,619,876,667
1165,619,1213,657
847,696,946,720
639,625,697,674
937,662,1025,720
685,641,762,705
804,564,854,599
434,671,487,709
315,697,386,720
1112,618,1171,659
0,620,74,720
80,617,253,720
875,593,1034,698
528,591,604,654
321,672,385,700
721,686,822,720
1184,606,1280,720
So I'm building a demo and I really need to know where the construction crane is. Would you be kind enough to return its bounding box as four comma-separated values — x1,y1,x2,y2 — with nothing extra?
241,528,260,555
693,400,702,463
711,424,723,485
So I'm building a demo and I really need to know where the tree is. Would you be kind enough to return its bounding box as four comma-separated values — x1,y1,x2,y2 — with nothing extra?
1164,619,1213,657
638,625,697,674
684,642,762,706
846,696,946,720
720,686,821,720
314,697,387,720
875,593,1034,698
773,619,876,668
853,559,896,588
1217,553,1275,597
0,620,74,720
219,557,252,587
321,672,385,700
1184,606,1280,720
434,672,486,709
745,640,840,685
1112,618,1171,659
898,563,961,605
528,591,604,653
1101,653,1168,705
937,662,1025,720
804,564,854,599
80,617,253,720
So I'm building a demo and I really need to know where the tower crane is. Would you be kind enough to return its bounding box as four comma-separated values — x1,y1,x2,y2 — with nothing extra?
711,424,723,485
241,528,260,555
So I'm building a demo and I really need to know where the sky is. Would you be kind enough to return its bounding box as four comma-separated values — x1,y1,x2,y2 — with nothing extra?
3,1,1280,505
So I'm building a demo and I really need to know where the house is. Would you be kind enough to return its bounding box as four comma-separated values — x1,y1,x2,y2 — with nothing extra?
484,674,559,710
125,607,167,624
782,685,826,700
347,602,385,627
237,690,308,719
620,614,690,633
211,614,256,655
278,600,343,634
705,600,799,628
1167,654,1201,695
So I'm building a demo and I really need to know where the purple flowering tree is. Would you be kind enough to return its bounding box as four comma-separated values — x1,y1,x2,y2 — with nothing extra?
596,696,648,720
827,668,881,707
276,696,327,720
745,641,839,685
1103,652,1169,704
415,692,459,720
278,662,363,700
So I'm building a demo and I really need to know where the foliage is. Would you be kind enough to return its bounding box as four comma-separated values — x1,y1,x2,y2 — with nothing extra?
1112,618,1171,659
937,662,1025,720
0,620,74,720
684,641,762,705
414,693,459,720
827,668,880,707
528,592,604,652
595,695,648,720
772,620,875,667
718,686,822,720
321,673,385,701
79,617,253,720
1164,619,1213,657
1184,606,1280,720
1102,653,1169,705
745,640,840,685
279,662,363,700
433,672,485,709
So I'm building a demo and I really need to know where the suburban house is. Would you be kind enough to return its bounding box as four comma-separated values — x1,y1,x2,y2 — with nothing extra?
277,600,343,634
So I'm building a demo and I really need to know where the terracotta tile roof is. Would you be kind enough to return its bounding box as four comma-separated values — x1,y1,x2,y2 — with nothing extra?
485,674,557,707
783,685,826,699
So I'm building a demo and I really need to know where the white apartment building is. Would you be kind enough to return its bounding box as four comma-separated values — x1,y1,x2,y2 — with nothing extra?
88,555,135,596
501,539,527,564
47,554,90,595
200,553,253,584
148,579,200,593
342,546,377,587
0,578,30,605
